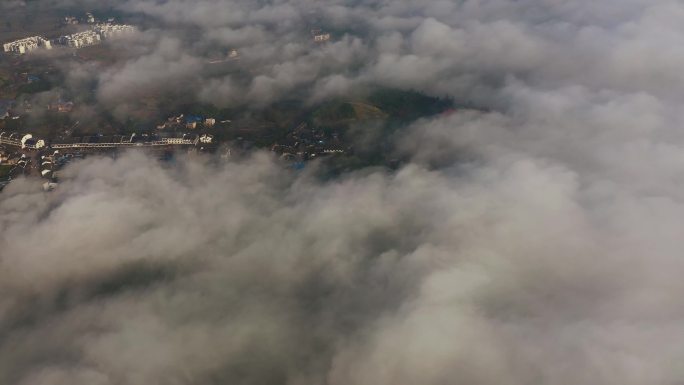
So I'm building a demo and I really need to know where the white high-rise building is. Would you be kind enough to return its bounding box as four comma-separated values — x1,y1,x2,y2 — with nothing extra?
59,30,101,48
94,24,137,39
3,36,52,54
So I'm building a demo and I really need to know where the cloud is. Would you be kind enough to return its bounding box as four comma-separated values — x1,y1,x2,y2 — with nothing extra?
0,0,26,11
3,130,684,383
13,0,683,115
97,37,203,104
3,0,684,384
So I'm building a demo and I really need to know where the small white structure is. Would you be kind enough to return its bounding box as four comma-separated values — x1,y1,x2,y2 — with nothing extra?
313,33,331,43
20,134,33,148
163,137,188,145
205,118,216,127
199,134,214,144
20,134,46,150
161,135,198,145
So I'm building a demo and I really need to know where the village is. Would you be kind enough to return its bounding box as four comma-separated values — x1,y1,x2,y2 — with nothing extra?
0,129,215,191
0,98,360,191
0,11,450,192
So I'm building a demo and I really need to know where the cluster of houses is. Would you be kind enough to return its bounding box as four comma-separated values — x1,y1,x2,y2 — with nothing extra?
0,147,24,167
48,99,75,113
0,128,215,191
38,150,78,190
0,130,211,152
63,12,101,26
95,24,136,39
52,132,204,149
0,97,69,120
57,24,136,49
0,151,31,182
39,151,58,180
20,134,46,150
157,114,217,130
0,132,46,150
2,36,52,55
0,140,56,184
0,126,217,190
271,122,347,161
2,21,136,54
311,29,331,43
58,30,101,49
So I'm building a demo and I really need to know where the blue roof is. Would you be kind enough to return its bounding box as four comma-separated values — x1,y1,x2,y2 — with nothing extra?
185,115,203,123
292,162,306,170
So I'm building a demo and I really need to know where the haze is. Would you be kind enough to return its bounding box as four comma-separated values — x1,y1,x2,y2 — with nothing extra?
1,1,684,384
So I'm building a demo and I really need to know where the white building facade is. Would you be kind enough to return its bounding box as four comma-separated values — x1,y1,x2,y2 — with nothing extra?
3,36,52,54
59,30,101,48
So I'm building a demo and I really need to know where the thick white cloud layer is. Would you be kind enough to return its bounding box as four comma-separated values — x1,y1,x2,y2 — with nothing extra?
3,0,684,384
67,0,684,106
